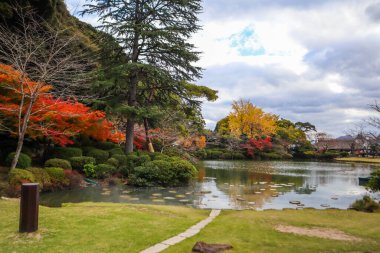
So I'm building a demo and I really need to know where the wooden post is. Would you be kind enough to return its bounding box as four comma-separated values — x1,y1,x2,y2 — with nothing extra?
19,183,39,233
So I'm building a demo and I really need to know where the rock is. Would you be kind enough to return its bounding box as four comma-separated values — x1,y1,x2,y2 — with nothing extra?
321,204,330,208
200,190,212,194
331,197,338,200
248,202,255,205
236,197,246,201
271,194,279,197
152,193,162,197
192,241,233,253
175,194,186,198
289,201,301,205
164,197,176,200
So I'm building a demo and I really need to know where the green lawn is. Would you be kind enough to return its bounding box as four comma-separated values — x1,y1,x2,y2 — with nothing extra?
336,157,380,164
163,209,380,253
0,200,208,253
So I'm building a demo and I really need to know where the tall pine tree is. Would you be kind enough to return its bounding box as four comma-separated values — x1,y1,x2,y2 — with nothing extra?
83,0,203,153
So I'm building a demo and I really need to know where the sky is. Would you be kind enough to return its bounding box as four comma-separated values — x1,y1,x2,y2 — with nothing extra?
65,0,380,136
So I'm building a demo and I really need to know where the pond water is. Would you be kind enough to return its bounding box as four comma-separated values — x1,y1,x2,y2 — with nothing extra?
40,160,380,210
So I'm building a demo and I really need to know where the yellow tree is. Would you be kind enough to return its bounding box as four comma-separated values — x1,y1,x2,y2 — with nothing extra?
228,99,277,138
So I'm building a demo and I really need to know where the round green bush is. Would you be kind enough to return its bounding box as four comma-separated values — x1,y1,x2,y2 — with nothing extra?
44,167,68,188
44,158,72,170
82,146,96,155
368,169,380,192
6,152,32,169
112,154,128,166
8,168,35,186
138,154,151,164
69,156,96,171
169,159,197,185
106,157,119,168
87,149,109,164
27,168,52,190
350,195,380,212
95,141,116,150
94,164,116,179
109,147,124,156
128,158,197,187
50,147,82,160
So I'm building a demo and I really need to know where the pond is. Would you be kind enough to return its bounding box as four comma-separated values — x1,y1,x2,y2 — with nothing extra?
40,160,380,210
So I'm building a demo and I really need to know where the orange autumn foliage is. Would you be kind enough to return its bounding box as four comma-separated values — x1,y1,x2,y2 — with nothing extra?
0,64,124,146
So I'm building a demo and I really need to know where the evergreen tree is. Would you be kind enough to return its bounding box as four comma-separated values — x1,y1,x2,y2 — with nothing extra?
83,0,203,153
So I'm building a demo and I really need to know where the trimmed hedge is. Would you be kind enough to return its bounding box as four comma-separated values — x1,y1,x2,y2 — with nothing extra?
112,154,128,166
44,158,72,170
106,157,119,168
94,164,116,179
109,148,124,156
69,156,96,171
128,158,197,187
9,168,35,186
27,168,52,190
95,141,116,150
6,152,32,169
50,147,82,160
86,149,109,164
44,167,68,187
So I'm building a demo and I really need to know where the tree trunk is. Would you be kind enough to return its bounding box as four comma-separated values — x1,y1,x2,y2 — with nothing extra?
125,73,138,153
143,117,155,153
10,100,34,170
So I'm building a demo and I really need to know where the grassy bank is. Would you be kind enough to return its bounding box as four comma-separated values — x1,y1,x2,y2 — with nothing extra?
164,209,380,253
0,200,208,253
336,157,380,164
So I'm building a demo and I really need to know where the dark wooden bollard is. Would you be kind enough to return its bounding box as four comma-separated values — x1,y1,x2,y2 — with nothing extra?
19,183,39,233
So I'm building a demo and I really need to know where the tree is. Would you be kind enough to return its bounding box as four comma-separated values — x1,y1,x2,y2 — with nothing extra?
83,0,203,153
228,99,278,139
0,8,92,169
0,64,122,148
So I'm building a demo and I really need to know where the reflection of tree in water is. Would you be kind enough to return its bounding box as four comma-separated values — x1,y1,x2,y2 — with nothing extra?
294,183,317,195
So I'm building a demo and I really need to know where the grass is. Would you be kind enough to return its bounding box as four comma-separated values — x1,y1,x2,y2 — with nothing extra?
0,200,209,253
336,157,380,164
163,209,380,253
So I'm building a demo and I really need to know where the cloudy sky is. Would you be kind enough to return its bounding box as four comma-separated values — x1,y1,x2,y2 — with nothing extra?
66,0,380,136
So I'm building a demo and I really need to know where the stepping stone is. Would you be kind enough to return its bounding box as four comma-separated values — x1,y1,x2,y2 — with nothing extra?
331,197,338,200
321,204,330,208
297,204,305,207
200,190,212,194
260,188,266,191
259,182,267,184
271,194,279,197
164,197,176,200
289,201,301,205
152,193,162,197
236,197,246,201
254,192,262,194
179,199,190,203
185,192,193,195
176,194,186,198
192,241,233,253
248,202,255,205
168,190,177,193
212,195,219,198
122,190,131,194
130,197,139,201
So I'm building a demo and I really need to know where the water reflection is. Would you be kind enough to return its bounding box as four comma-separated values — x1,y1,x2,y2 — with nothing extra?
40,161,380,210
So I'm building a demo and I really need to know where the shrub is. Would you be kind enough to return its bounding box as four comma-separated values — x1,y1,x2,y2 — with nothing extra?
109,147,124,156
138,154,151,165
129,159,197,187
153,153,170,161
69,156,96,171
106,157,119,168
44,167,68,188
350,195,380,212
6,152,32,169
170,159,197,185
8,168,35,188
8,168,35,196
83,163,96,178
126,154,139,166
112,154,128,166
44,158,72,170
95,141,116,150
87,149,109,164
64,170,83,188
50,147,82,160
193,149,207,159
318,151,339,160
118,165,132,177
367,169,380,192
259,152,282,160
94,164,116,179
27,168,52,190
82,146,96,155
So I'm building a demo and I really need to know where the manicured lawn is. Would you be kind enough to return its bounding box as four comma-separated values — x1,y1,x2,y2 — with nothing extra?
336,157,380,164
163,209,380,253
0,200,209,253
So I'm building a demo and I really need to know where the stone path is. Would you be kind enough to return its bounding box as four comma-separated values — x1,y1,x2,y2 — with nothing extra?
140,209,221,253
